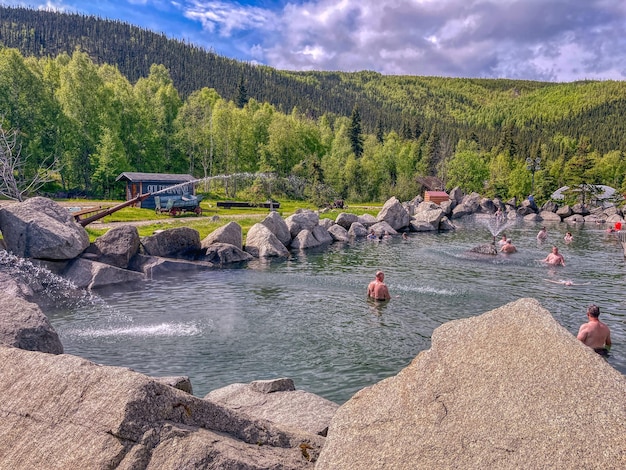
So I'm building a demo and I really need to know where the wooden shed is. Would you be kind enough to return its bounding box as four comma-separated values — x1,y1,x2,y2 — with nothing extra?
115,172,196,210
424,190,449,205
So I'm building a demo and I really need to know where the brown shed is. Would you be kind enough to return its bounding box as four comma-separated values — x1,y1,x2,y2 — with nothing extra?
115,172,196,209
424,191,449,205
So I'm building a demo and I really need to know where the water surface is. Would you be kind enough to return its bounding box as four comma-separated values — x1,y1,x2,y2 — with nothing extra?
48,218,626,404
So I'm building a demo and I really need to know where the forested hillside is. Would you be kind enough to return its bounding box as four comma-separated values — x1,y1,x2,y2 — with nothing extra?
0,5,625,205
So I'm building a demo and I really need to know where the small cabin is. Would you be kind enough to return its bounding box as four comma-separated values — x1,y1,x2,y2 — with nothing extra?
424,190,449,205
115,172,196,210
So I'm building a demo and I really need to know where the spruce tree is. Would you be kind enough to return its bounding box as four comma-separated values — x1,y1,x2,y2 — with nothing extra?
236,75,248,108
349,105,363,158
376,118,384,144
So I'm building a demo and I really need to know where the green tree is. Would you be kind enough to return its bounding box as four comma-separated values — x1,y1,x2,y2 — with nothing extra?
133,64,182,172
236,74,249,109
91,126,128,198
444,140,489,193
54,50,108,191
349,105,363,158
0,49,61,175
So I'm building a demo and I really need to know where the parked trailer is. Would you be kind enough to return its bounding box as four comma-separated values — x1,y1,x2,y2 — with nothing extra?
155,194,203,216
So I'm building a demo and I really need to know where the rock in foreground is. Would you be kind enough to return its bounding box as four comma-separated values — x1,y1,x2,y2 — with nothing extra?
316,298,626,469
0,347,323,469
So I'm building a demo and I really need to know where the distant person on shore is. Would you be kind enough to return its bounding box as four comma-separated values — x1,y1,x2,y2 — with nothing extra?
564,232,573,243
537,226,548,242
367,229,377,240
577,304,611,356
402,232,408,240
499,239,517,254
542,245,565,266
367,271,391,301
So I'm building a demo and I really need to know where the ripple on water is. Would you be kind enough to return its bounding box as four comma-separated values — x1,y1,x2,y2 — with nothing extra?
45,220,626,403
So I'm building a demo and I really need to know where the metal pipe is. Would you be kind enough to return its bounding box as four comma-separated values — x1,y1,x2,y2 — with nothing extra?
75,193,152,227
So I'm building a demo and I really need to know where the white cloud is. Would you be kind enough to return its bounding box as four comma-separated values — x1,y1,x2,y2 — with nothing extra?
2,0,625,81
183,0,626,82
183,0,278,36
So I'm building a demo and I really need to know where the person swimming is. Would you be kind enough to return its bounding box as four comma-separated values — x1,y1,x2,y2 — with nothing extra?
544,279,590,286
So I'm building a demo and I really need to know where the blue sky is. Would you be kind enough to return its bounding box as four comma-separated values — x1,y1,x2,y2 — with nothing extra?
2,0,626,82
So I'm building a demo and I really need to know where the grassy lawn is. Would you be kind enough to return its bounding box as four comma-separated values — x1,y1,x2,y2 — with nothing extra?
81,198,383,241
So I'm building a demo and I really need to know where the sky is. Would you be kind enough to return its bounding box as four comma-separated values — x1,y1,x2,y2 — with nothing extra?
2,0,626,82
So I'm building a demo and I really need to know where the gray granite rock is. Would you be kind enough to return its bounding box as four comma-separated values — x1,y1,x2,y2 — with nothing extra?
0,347,323,469
316,298,626,469
201,221,243,250
206,378,339,437
0,197,89,260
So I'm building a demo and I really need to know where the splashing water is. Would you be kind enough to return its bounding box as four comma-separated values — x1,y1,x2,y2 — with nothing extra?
476,213,518,238
0,250,101,308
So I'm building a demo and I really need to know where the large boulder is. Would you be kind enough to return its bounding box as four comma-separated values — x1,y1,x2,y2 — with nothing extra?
0,347,324,469
368,221,398,237
450,203,472,219
357,213,377,227
141,227,201,258
260,211,292,247
129,254,215,277
348,222,368,238
244,223,290,258
290,230,322,250
62,258,147,289
285,210,320,239
318,218,335,230
199,242,253,265
539,210,562,222
327,224,350,242
449,186,464,204
459,192,481,213
205,378,339,437
335,212,359,230
200,221,243,250
316,298,626,469
0,197,89,260
86,225,140,269
0,274,63,354
410,206,444,231
478,197,495,213
376,197,410,230
556,205,573,218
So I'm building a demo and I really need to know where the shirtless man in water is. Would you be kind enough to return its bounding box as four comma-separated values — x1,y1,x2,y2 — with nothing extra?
577,304,612,356
499,239,517,253
542,246,565,266
367,271,391,301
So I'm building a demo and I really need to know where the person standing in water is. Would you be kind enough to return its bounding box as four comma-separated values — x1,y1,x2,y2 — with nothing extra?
542,245,565,266
537,226,548,241
367,271,391,301
577,304,611,356
499,239,517,253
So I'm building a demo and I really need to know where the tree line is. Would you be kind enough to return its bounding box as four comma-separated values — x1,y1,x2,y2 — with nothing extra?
0,6,625,205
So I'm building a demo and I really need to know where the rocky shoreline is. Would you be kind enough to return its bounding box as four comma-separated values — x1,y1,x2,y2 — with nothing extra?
1,192,625,468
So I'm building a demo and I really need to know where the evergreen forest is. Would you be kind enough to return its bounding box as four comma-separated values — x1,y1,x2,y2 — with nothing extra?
1,5,625,205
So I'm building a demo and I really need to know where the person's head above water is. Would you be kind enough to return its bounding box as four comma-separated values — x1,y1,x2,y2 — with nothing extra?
375,270,384,280
587,304,600,318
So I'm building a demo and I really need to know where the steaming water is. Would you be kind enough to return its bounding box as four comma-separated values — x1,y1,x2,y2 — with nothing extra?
47,218,626,404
